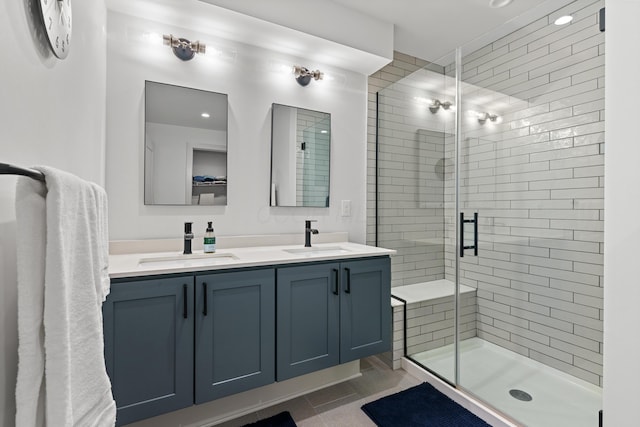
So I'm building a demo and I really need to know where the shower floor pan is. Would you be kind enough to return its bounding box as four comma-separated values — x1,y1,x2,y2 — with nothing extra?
411,337,602,427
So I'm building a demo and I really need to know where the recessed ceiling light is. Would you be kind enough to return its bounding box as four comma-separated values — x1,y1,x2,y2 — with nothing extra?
320,130,328,134
201,112,210,118
554,15,574,25
489,0,513,8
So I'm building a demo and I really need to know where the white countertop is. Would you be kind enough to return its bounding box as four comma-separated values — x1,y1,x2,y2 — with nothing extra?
109,241,396,279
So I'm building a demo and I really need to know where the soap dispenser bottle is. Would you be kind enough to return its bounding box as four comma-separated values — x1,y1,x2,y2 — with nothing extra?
204,221,216,253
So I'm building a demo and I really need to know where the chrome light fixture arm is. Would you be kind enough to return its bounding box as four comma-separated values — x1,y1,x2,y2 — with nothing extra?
293,65,324,86
163,34,206,61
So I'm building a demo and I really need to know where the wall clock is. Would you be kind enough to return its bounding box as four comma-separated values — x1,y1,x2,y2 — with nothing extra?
39,0,72,59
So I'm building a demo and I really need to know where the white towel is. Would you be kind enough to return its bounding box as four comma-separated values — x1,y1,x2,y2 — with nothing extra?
15,166,116,427
15,177,47,427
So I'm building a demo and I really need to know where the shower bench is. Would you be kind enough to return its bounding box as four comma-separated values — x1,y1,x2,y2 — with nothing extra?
385,279,477,369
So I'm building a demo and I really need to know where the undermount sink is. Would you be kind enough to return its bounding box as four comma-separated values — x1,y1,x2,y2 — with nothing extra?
138,252,238,269
283,246,352,256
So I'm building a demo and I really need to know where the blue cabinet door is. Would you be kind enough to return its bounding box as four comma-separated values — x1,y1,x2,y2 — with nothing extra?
195,268,275,403
103,276,194,426
340,258,391,363
276,263,340,381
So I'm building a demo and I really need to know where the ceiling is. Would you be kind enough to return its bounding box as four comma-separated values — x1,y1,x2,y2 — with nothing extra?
107,0,394,74
146,82,228,131
200,0,575,63
107,0,577,75
330,0,574,60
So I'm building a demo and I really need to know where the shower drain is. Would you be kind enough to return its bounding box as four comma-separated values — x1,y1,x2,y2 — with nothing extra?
509,389,533,402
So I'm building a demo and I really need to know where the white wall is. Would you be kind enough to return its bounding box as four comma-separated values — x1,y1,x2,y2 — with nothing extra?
0,0,107,425
192,151,227,177
106,11,368,242
603,0,640,424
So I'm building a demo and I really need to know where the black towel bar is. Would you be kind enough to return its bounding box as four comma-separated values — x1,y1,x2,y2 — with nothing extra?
0,162,45,182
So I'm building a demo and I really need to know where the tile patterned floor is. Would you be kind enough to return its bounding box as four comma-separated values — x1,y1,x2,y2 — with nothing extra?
216,357,422,427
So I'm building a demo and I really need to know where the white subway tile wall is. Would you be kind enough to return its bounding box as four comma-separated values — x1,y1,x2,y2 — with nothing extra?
369,0,604,386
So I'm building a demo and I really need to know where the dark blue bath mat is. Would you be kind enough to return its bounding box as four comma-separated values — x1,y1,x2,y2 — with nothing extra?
242,411,297,427
362,382,492,426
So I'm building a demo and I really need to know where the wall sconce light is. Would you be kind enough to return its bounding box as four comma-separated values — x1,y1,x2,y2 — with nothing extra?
429,99,453,114
477,112,499,124
293,65,324,86
163,34,206,61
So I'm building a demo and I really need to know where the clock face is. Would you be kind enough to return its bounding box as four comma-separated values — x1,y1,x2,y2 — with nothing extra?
39,0,72,59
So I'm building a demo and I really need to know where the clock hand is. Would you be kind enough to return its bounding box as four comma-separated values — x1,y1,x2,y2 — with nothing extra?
57,0,65,25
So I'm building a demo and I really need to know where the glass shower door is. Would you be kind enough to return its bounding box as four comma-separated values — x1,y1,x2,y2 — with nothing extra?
455,1,605,420
376,1,604,425
376,52,460,385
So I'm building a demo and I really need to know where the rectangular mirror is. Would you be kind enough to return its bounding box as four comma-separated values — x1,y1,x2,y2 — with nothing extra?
270,104,331,207
144,81,228,206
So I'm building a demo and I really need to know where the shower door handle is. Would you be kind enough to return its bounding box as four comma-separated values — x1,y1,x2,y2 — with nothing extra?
473,212,478,256
460,212,478,257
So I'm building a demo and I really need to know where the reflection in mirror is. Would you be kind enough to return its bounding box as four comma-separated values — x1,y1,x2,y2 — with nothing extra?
270,104,330,207
144,81,228,205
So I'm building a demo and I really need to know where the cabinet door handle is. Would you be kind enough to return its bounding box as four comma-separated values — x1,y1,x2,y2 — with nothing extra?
332,268,339,295
183,284,188,319
202,282,208,316
344,267,351,294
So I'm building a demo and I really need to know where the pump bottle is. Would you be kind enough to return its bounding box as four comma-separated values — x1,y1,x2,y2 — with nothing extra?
204,221,216,253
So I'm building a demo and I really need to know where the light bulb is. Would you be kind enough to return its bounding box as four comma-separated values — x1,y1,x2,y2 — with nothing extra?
142,32,163,45
554,15,574,25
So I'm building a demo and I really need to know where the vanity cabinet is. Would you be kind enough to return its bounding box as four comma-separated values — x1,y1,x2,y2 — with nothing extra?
276,257,391,381
103,268,275,425
195,269,275,403
103,276,194,427
104,256,390,425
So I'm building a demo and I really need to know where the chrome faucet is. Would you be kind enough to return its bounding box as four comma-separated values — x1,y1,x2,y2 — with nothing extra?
304,220,319,247
183,222,194,255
